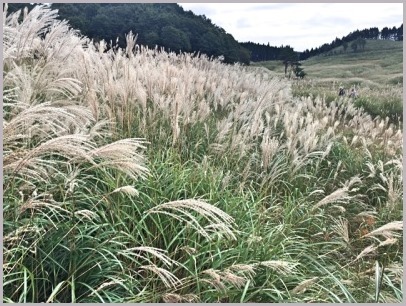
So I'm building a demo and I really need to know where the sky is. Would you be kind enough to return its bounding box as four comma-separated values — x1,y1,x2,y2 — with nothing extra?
179,3,403,52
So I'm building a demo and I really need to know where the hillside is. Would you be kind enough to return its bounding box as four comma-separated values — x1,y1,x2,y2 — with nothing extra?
252,39,403,87
5,3,251,64
242,25,402,63
302,39,403,87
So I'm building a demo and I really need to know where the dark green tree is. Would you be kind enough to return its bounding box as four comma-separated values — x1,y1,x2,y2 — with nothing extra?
144,31,161,48
160,26,191,52
279,46,297,76
292,62,306,79
381,27,390,39
397,24,403,41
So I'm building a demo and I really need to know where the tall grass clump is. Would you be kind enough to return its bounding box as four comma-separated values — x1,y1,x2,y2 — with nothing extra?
3,5,402,303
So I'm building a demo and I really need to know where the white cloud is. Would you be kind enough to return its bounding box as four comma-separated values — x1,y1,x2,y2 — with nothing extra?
180,3,403,51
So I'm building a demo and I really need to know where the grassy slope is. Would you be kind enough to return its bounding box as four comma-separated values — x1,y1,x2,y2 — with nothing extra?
252,39,403,87
302,39,403,88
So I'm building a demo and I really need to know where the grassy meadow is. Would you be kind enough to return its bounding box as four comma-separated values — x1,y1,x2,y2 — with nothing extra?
253,39,403,123
2,6,403,303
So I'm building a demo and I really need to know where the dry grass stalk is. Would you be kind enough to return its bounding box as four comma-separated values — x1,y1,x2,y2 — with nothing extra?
89,278,124,296
332,217,349,243
19,197,69,215
162,293,199,303
312,176,361,211
139,265,181,288
112,186,139,197
378,238,398,247
202,267,249,290
147,199,236,240
356,211,377,219
123,246,175,267
291,277,319,294
385,263,403,283
362,221,403,239
222,271,247,289
74,209,98,221
354,245,377,262
312,188,351,211
87,139,149,180
226,264,257,279
202,269,226,292
4,135,96,182
256,260,299,275
3,225,44,244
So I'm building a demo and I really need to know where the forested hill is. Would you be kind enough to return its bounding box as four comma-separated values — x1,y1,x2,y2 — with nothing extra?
242,24,403,62
5,3,251,64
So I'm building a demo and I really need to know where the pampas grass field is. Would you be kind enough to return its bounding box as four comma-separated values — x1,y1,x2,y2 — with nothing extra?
2,5,403,303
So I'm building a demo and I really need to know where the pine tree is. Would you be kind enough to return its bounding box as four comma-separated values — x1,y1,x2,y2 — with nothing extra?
293,62,306,79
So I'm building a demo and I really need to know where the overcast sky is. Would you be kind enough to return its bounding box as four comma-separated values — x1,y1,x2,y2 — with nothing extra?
179,3,403,52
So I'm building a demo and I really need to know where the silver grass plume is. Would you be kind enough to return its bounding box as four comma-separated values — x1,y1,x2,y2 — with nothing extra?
147,199,236,240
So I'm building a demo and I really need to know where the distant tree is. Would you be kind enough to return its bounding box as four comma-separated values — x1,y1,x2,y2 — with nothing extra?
292,62,306,79
237,47,251,65
390,26,397,40
88,14,111,39
279,46,297,76
240,41,286,62
397,24,403,41
381,27,390,39
343,41,348,52
198,31,220,54
144,31,161,47
332,37,342,48
350,41,358,52
160,25,191,52
359,38,366,50
369,27,380,39
299,49,310,60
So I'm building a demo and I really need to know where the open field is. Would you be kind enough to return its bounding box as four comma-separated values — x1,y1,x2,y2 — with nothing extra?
254,39,403,86
253,39,403,124
303,40,403,87
3,6,403,303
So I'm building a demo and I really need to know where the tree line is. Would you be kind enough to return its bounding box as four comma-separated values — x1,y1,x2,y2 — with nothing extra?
299,25,403,60
241,25,402,62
